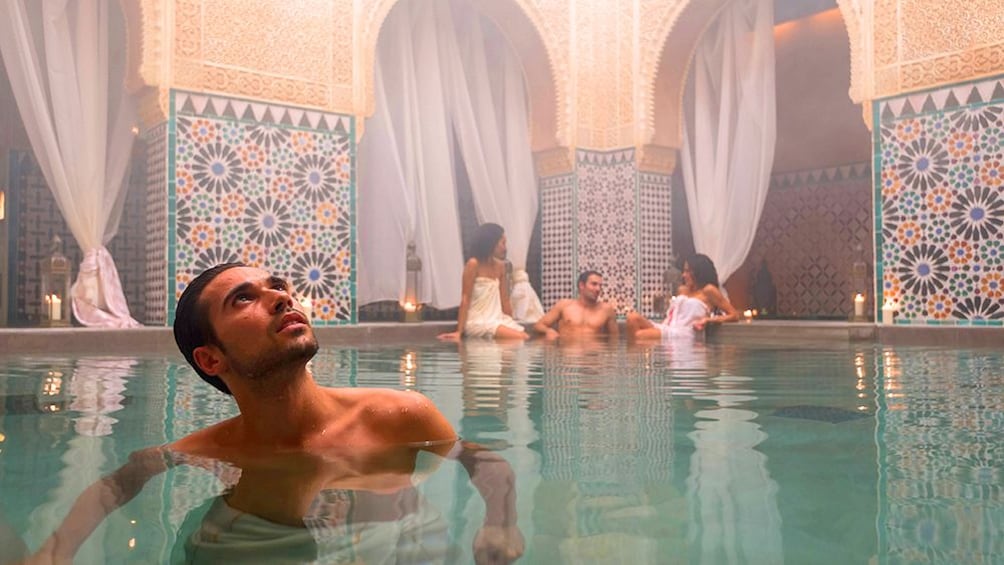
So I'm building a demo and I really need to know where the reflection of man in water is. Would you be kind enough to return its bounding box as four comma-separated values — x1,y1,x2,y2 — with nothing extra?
25,263,523,564
533,271,618,340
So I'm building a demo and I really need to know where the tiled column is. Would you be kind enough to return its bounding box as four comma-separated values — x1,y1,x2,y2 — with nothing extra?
538,147,674,316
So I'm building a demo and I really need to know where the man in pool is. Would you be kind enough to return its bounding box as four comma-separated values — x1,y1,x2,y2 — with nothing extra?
23,263,523,564
532,270,618,339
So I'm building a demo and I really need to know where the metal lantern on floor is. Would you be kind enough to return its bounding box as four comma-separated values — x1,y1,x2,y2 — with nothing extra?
40,235,71,326
850,246,869,322
403,242,422,323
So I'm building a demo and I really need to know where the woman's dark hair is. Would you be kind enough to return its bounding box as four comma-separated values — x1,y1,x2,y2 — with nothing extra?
173,262,246,395
469,223,505,261
687,254,720,288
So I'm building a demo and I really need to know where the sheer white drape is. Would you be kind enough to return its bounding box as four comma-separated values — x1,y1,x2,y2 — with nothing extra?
0,0,139,327
358,0,538,308
680,0,776,284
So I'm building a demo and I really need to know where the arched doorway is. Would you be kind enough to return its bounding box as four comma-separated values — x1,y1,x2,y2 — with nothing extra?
649,0,872,320
357,0,559,319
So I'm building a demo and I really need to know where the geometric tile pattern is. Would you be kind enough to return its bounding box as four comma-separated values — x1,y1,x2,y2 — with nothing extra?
877,76,1004,121
540,173,575,310
116,148,152,324
743,163,873,318
8,151,82,324
7,150,148,325
144,123,170,325
638,172,672,318
877,349,1004,563
168,90,356,325
875,75,1004,325
576,149,638,316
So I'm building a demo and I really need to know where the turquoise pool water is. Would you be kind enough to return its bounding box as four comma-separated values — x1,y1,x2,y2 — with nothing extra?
0,340,1001,564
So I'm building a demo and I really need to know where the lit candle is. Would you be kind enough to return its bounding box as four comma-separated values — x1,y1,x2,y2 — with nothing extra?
403,301,417,312
50,294,62,321
300,297,313,320
853,293,865,318
743,309,753,323
881,300,898,324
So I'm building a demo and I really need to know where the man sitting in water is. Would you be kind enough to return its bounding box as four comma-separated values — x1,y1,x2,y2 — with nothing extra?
24,263,523,564
532,270,618,339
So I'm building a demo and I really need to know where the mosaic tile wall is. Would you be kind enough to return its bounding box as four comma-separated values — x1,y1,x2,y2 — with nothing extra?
539,173,576,309
167,91,356,324
742,163,872,318
118,148,151,322
144,123,169,325
638,172,673,318
877,349,1003,562
876,75,1004,325
576,149,639,316
6,150,148,325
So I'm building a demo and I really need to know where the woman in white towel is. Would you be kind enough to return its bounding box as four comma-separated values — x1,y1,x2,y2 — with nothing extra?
438,223,529,341
626,253,739,340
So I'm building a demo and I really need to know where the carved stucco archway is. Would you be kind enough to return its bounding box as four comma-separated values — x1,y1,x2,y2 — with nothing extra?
359,0,564,152
641,0,868,152
119,0,171,126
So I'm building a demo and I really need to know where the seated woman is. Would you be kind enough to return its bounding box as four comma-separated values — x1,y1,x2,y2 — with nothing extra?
438,223,529,341
626,253,738,340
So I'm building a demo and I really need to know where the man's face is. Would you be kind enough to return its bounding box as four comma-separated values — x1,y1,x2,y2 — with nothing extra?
194,267,318,382
578,274,603,303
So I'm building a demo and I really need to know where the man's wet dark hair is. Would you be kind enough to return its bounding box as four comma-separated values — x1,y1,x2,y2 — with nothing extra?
173,262,246,395
469,223,505,262
577,270,602,286
687,253,720,288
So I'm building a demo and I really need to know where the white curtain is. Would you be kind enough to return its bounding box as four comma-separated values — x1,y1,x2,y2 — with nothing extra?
680,0,776,284
0,0,139,327
358,0,538,308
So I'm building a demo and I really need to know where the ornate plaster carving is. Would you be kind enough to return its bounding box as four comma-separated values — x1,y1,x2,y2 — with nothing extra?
638,0,691,147
637,144,676,174
534,146,574,177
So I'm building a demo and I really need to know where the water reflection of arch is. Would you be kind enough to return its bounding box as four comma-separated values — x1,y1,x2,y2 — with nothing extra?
644,0,868,150
362,0,563,151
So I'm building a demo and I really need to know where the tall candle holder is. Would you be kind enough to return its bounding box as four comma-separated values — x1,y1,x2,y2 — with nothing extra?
39,235,71,326
402,242,423,323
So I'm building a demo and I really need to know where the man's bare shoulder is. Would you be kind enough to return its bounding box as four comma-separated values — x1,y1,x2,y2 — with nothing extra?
169,417,241,454
340,388,455,442
553,298,577,311
339,387,437,413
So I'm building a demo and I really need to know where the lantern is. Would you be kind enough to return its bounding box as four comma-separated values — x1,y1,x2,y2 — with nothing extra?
40,235,71,326
849,246,870,322
403,242,422,322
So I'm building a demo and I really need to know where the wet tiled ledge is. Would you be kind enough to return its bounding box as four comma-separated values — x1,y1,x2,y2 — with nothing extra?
712,320,1002,348
0,321,999,355
0,323,457,355
710,320,876,344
